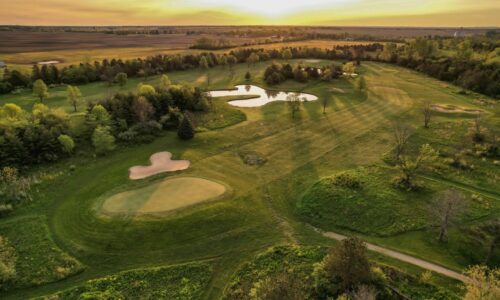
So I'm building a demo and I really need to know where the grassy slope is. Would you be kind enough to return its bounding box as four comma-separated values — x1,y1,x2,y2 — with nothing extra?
0,60,498,299
38,262,212,300
0,216,83,291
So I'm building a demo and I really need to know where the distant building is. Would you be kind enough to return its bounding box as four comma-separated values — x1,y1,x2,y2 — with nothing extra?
0,61,6,68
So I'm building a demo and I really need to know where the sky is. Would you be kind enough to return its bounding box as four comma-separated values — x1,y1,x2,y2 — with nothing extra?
1,0,499,27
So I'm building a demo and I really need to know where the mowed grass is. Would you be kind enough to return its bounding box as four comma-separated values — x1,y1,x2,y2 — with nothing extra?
1,59,498,299
100,176,228,216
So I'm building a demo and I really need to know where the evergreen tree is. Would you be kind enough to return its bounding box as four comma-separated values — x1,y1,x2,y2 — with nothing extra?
177,114,195,140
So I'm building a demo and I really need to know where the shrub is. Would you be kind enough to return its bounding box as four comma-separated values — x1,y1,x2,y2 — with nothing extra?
0,235,16,290
58,134,75,154
330,171,362,189
0,167,32,207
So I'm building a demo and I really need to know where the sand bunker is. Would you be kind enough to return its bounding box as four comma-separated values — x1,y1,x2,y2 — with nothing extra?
431,104,483,115
100,177,227,216
129,152,190,180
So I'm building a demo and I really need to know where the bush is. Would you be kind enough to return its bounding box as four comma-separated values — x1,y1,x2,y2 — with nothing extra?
0,167,32,207
329,171,362,189
0,235,16,290
58,134,75,154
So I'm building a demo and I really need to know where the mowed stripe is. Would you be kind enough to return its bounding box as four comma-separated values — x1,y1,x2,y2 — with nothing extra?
193,85,413,191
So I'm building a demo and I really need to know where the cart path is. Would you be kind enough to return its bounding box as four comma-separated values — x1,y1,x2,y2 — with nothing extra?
318,229,468,282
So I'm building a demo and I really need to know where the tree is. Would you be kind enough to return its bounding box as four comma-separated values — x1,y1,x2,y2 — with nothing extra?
88,104,111,127
323,237,371,289
137,83,155,96
469,116,488,143
0,103,24,122
463,265,500,300
58,134,75,154
32,79,48,103
392,123,412,160
321,96,329,114
199,56,210,87
218,55,228,68
282,49,293,61
92,126,115,155
159,74,171,90
66,85,82,112
396,143,438,189
227,55,237,71
423,101,432,128
253,273,305,300
431,190,467,242
287,93,302,119
342,62,356,75
245,71,251,81
114,72,128,88
132,96,155,123
357,75,367,91
177,114,195,140
246,52,260,68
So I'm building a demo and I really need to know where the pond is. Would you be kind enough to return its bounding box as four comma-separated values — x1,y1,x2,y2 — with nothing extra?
208,85,318,107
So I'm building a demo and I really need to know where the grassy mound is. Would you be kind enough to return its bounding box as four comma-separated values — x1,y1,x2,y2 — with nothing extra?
100,177,228,216
297,167,434,236
0,217,83,291
40,262,212,300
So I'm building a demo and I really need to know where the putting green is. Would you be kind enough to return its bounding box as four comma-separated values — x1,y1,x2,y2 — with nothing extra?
99,177,227,216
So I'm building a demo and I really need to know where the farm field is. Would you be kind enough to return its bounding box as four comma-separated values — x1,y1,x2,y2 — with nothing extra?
0,58,499,299
0,39,382,73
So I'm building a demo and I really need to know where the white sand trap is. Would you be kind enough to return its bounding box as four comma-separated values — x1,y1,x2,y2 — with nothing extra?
431,104,483,115
129,152,190,180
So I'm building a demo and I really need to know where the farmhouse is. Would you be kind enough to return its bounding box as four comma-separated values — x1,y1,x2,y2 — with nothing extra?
0,61,6,68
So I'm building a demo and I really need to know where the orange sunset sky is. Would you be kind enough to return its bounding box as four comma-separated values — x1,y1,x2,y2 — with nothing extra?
1,0,499,27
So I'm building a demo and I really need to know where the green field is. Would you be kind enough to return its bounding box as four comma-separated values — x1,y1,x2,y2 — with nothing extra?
1,59,499,299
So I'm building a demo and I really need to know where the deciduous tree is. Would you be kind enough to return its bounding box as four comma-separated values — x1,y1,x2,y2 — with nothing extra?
431,189,467,242
463,265,500,300
114,72,128,88
32,79,48,103
286,93,302,119
92,126,115,155
323,237,371,290
66,85,82,112
423,101,432,128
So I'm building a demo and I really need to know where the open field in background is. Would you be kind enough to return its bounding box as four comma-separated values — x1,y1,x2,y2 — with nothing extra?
0,39,382,74
1,59,498,299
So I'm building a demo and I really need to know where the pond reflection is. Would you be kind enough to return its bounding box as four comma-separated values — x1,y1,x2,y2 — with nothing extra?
208,85,318,107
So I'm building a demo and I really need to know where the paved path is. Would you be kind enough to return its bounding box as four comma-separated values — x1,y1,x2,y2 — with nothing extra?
317,229,468,282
